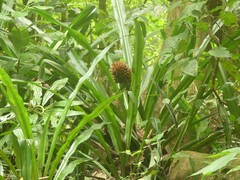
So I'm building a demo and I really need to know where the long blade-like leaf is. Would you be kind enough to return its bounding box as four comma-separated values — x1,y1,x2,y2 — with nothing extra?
49,92,122,179
44,44,114,176
0,149,20,179
0,68,32,138
20,140,32,180
125,20,144,149
54,122,107,180
31,8,96,56
70,5,97,30
111,0,132,66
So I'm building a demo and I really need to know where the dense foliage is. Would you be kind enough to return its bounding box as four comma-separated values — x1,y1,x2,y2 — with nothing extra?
0,0,240,179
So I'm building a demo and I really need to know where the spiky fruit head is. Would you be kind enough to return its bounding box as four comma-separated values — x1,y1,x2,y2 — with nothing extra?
111,61,131,84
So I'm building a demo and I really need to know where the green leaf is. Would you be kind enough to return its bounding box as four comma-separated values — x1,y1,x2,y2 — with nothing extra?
33,6,54,10
0,149,20,179
0,0,3,12
218,62,240,134
42,78,68,106
131,20,145,97
29,82,42,106
227,165,240,175
209,46,231,58
111,0,132,66
44,44,114,176
180,1,206,19
222,61,240,82
0,68,32,139
191,150,238,176
220,11,238,26
0,34,17,57
125,20,145,149
11,26,29,53
54,123,107,180
49,93,122,179
78,152,113,178
145,133,164,144
70,5,97,30
195,21,209,32
180,59,198,76
20,140,33,180
12,11,28,18
58,159,89,180
31,8,96,56
162,98,170,104
37,112,52,171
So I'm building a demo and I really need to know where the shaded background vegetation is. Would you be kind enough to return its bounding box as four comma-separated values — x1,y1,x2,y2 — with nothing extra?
0,0,240,179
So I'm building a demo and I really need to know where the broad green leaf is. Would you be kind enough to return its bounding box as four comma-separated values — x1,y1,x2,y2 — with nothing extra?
180,59,198,76
180,1,206,19
220,11,238,26
209,46,231,58
195,21,209,32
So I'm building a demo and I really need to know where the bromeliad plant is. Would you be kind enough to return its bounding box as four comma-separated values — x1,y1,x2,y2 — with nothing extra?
0,0,240,179
0,0,146,179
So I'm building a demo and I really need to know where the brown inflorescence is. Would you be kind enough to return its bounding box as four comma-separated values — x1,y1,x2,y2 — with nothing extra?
110,61,131,84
